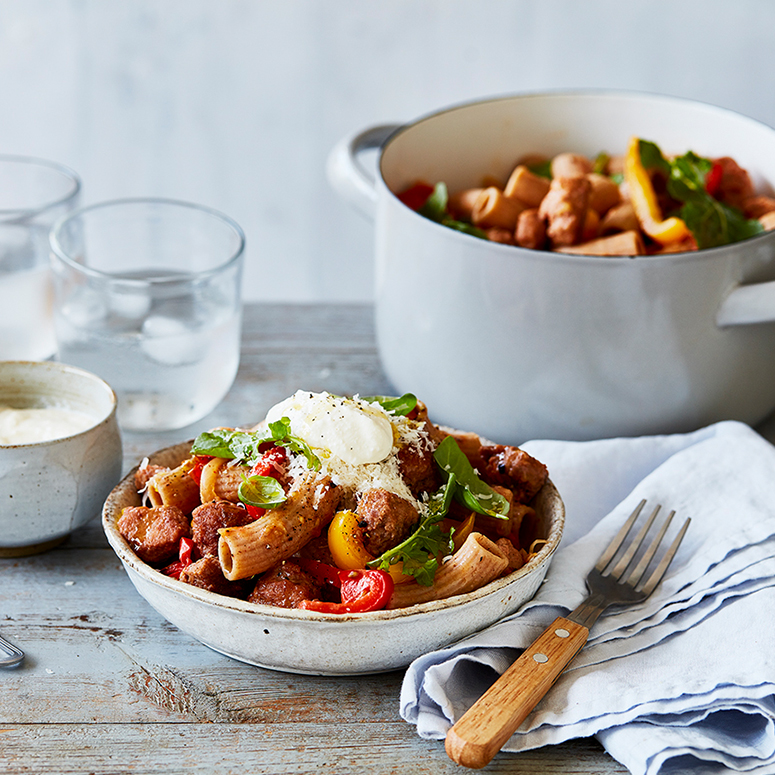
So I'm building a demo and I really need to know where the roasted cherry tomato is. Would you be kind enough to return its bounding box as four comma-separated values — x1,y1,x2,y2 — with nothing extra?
396,182,434,211
327,509,373,570
299,568,394,614
250,446,288,479
705,161,724,197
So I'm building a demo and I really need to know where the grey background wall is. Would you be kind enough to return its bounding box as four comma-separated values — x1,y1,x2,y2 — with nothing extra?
1,0,773,302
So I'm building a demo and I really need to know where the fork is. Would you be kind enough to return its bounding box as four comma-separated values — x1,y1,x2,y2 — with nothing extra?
0,632,24,668
445,499,690,769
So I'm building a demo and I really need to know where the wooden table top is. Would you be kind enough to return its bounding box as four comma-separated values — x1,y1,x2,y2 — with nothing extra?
2,301,680,775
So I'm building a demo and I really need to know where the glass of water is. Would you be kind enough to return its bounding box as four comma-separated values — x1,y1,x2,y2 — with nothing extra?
0,155,81,360
49,198,245,432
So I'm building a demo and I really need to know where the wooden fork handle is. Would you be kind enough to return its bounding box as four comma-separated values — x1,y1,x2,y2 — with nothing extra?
444,616,589,769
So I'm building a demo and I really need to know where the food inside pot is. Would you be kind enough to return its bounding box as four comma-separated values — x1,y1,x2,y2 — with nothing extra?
118,391,551,613
397,137,775,255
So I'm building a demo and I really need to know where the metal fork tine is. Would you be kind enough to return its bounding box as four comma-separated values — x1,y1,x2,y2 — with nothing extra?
637,517,691,595
625,509,675,587
595,499,646,572
609,503,661,580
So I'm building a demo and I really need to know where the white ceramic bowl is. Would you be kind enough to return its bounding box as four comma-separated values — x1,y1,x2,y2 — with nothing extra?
329,91,775,442
0,361,122,556
102,440,564,675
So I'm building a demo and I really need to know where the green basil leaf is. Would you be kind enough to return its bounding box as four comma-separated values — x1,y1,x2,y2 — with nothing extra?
238,475,287,509
191,429,251,460
361,393,418,416
418,182,449,222
433,436,509,519
639,139,671,175
527,159,552,179
441,217,488,239
679,197,764,249
667,151,712,200
592,152,610,175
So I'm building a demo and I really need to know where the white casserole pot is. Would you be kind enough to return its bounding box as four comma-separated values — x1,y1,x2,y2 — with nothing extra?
328,91,775,442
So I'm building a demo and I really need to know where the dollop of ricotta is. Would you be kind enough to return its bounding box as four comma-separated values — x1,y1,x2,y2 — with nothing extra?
0,405,95,445
265,390,394,466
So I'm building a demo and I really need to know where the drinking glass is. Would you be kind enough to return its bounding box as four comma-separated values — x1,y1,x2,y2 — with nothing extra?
0,155,81,360
49,198,245,432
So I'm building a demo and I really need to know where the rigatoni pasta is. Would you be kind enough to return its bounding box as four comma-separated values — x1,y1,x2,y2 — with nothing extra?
398,137,775,255
386,532,508,609
120,390,552,614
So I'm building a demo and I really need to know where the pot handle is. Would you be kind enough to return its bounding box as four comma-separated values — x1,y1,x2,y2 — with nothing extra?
326,124,401,220
717,280,775,327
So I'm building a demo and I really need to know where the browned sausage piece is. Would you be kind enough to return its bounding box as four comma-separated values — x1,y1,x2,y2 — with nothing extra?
713,156,755,210
477,445,549,504
357,488,419,557
538,177,590,246
397,442,439,495
495,537,526,570
179,556,245,597
742,195,775,219
118,505,190,564
247,559,323,608
191,499,256,557
515,208,546,250
134,463,168,492
551,152,593,179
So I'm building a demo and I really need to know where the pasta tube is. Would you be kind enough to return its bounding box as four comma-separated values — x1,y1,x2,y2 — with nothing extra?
386,532,508,609
146,459,201,515
471,187,525,230
448,188,485,221
503,165,551,207
586,172,621,215
555,230,645,256
599,201,639,234
199,458,248,503
218,474,340,580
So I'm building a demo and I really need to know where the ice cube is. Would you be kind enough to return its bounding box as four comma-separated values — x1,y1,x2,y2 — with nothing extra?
141,315,203,365
108,289,151,320
61,287,108,328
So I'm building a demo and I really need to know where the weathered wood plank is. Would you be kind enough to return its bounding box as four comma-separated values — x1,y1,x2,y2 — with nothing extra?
0,725,626,775
1,547,407,725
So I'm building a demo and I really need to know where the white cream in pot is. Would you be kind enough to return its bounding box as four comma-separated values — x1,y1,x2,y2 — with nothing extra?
0,405,95,446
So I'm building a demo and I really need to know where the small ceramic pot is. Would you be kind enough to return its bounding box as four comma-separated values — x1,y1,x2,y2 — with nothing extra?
0,361,122,556
328,91,775,442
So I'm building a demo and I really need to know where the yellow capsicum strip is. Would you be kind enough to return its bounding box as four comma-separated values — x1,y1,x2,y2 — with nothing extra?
327,509,409,584
624,136,691,246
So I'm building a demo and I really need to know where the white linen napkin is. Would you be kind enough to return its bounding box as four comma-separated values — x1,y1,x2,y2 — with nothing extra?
400,420,775,775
